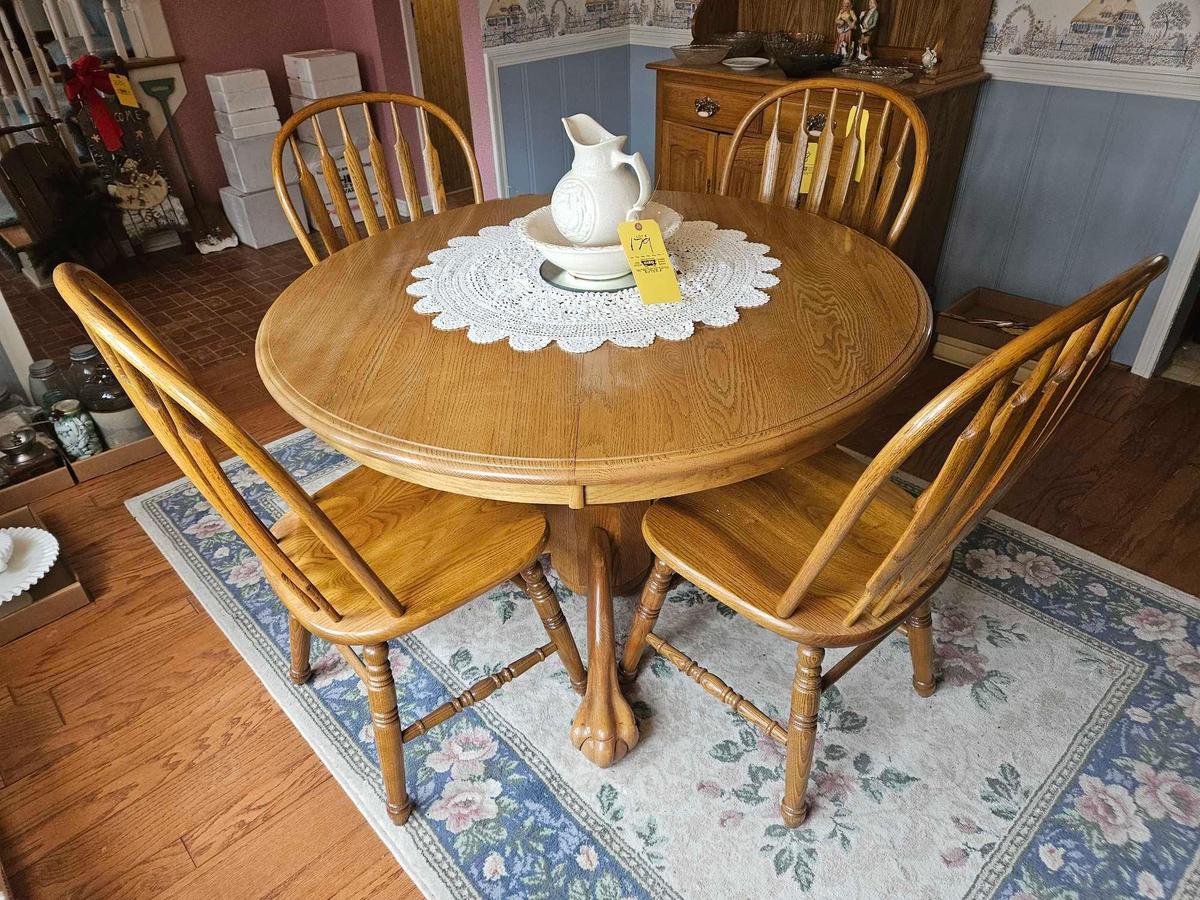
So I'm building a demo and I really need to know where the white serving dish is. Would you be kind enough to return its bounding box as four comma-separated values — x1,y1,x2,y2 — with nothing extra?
722,56,769,70
514,201,681,281
0,527,59,604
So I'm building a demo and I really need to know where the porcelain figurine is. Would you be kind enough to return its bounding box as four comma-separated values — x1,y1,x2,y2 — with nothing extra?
857,0,879,60
834,0,858,59
922,46,939,70
550,114,651,247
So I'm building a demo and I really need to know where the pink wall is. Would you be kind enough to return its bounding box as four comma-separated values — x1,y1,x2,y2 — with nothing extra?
457,0,497,198
159,0,333,205
160,0,499,206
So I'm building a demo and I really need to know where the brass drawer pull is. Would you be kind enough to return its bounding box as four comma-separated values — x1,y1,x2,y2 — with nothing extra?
695,96,720,118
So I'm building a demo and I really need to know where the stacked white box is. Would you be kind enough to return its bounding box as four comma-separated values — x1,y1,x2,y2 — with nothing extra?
282,50,364,148
208,68,300,246
220,182,306,249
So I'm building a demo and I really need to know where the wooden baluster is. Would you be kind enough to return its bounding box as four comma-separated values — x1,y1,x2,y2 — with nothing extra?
288,614,312,684
0,26,31,121
868,118,911,243
849,100,891,231
647,633,788,744
758,99,783,204
906,602,936,697
64,0,98,54
312,116,360,244
803,88,838,216
418,107,447,214
363,103,401,228
781,646,824,827
41,0,71,58
779,90,812,209
619,557,674,681
289,136,341,261
119,0,147,57
390,103,422,220
520,562,586,694
336,107,380,236
826,91,866,223
100,0,128,58
363,642,413,825
0,8,32,97
14,1,61,122
401,643,555,742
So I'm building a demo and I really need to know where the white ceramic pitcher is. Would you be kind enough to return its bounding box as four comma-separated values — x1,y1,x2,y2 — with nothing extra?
550,114,652,247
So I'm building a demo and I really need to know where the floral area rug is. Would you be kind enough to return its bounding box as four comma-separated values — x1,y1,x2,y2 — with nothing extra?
127,430,1200,899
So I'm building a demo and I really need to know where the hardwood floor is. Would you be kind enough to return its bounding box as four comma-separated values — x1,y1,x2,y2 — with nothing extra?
0,351,1198,897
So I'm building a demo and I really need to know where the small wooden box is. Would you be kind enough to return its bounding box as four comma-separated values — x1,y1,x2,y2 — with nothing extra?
937,287,1059,350
0,456,73,514
66,433,163,483
0,505,90,646
934,287,1059,381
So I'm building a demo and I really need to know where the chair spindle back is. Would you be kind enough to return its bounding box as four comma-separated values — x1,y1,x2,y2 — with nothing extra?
776,255,1168,626
52,263,407,623
718,78,929,248
272,92,484,266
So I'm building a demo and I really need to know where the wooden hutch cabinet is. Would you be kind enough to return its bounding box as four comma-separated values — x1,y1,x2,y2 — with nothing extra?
650,0,994,291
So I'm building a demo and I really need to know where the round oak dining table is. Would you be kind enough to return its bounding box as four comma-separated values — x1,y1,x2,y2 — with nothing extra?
256,189,931,769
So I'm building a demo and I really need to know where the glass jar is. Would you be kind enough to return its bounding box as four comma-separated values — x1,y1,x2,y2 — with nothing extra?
51,399,103,460
27,359,72,409
79,362,152,448
66,344,102,394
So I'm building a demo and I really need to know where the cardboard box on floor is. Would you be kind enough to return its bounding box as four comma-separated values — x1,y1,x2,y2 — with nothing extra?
0,505,90,647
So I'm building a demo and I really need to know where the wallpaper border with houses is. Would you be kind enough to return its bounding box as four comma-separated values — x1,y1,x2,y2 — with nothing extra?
985,0,1198,70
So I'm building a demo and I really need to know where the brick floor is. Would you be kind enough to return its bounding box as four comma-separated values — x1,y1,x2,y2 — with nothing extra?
1,239,311,370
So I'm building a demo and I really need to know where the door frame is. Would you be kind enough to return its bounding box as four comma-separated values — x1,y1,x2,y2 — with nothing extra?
1131,188,1200,377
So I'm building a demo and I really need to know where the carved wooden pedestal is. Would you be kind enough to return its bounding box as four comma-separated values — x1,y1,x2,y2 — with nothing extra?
545,508,648,768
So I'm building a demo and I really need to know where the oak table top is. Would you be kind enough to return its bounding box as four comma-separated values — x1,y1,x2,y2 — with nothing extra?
256,190,932,508
257,189,931,770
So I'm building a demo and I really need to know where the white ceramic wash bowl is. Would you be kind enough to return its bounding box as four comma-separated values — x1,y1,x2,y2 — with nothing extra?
0,526,59,604
722,56,769,70
514,200,682,281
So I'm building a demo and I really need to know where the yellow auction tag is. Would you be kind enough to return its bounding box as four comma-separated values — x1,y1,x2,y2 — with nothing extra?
617,218,681,305
798,108,871,193
110,74,140,108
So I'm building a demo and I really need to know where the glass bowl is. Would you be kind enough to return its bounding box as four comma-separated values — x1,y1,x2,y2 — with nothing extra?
670,44,730,66
710,31,765,59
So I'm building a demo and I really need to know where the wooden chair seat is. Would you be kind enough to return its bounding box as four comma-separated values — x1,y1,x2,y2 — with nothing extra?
625,256,1168,829
642,447,935,647
53,263,587,827
270,466,547,643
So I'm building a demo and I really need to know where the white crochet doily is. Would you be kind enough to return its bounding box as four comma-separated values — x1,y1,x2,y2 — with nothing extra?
406,220,780,352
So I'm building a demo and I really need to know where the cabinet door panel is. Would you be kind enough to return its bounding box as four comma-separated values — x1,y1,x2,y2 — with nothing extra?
659,121,718,194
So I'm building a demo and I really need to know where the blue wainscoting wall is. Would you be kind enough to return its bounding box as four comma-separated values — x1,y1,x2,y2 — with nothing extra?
935,80,1200,365
497,48,1200,365
497,45,632,196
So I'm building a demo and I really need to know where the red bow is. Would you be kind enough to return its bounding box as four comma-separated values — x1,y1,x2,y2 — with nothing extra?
65,55,122,151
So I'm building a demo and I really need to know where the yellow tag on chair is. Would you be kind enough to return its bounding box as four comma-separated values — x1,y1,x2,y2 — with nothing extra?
617,219,681,305
110,74,140,108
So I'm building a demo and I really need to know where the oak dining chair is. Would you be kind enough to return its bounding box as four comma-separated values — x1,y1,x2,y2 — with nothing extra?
53,262,585,826
718,77,929,249
620,255,1167,827
271,91,484,266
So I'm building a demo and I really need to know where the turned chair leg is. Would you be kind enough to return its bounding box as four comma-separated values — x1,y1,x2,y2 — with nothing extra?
619,558,674,683
520,562,587,695
288,614,312,684
906,601,937,698
781,646,824,827
363,642,413,825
